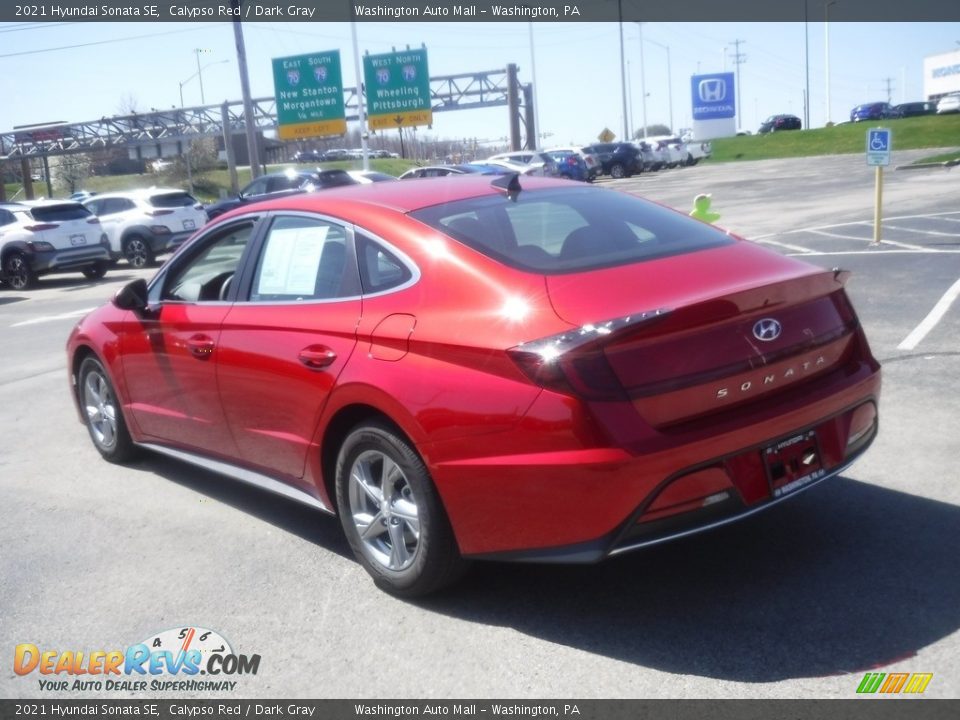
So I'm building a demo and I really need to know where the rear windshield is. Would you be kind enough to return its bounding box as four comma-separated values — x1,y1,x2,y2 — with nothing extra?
410,186,734,274
149,192,198,208
29,204,91,221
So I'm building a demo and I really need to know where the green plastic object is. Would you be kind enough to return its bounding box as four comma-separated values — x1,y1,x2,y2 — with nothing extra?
689,193,721,224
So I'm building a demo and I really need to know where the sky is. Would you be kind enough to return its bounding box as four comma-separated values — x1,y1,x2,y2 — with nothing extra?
1,20,958,149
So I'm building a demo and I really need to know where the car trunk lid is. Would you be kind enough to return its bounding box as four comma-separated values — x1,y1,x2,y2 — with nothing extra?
544,241,861,426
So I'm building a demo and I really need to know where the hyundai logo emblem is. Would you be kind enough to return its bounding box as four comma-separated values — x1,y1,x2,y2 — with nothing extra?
753,318,782,342
698,78,727,103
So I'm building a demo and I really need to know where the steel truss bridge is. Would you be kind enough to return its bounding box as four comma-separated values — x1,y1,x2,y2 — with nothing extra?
0,66,534,161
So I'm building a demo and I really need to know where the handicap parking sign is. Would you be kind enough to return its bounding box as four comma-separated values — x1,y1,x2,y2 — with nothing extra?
866,128,892,166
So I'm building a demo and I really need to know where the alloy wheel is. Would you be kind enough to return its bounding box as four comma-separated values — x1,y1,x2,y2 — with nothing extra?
83,369,118,450
348,449,421,571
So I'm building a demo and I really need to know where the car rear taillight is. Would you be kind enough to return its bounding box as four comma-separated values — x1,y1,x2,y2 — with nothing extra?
24,223,58,231
149,225,171,235
146,209,174,217
86,218,101,225
507,309,670,400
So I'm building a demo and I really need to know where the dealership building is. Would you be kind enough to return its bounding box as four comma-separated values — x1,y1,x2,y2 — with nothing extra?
924,49,960,101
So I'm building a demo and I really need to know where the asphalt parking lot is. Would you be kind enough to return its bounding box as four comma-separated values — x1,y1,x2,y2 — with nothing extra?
1,152,958,699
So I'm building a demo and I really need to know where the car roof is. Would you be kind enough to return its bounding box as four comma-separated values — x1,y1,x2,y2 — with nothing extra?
84,187,192,200
21,199,86,208
217,175,575,218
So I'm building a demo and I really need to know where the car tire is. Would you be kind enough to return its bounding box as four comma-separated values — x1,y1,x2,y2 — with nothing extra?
335,421,468,597
78,356,140,464
3,251,36,290
609,163,626,179
123,235,155,269
82,262,109,280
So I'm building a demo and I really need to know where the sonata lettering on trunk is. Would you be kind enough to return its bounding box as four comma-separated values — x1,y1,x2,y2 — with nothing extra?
715,355,828,400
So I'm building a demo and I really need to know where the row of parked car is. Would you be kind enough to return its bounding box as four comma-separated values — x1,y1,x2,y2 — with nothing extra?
0,168,384,290
294,148,399,162
0,137,711,290
850,95,960,121
402,138,711,183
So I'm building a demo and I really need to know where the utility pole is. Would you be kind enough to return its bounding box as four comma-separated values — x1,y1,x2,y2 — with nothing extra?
730,39,746,130
231,0,261,178
883,77,895,104
804,1,810,130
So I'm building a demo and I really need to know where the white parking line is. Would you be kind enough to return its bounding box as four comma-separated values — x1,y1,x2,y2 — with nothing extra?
787,249,960,257
756,238,816,254
897,277,960,351
11,308,95,328
882,224,960,238
782,210,960,235
808,229,876,242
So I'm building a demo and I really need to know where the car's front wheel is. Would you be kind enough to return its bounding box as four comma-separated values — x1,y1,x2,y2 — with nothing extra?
609,162,626,179
123,235,155,268
3,251,36,290
336,422,467,597
78,356,139,463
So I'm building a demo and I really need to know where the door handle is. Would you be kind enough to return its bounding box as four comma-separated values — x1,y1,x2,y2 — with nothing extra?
186,335,215,359
298,346,337,370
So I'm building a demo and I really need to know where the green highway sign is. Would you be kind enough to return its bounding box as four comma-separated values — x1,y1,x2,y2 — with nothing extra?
272,50,346,140
363,48,432,130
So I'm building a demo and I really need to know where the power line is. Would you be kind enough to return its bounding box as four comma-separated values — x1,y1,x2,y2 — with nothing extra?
0,25,214,59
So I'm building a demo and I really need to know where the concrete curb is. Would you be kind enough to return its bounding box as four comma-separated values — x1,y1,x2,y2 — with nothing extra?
896,158,960,171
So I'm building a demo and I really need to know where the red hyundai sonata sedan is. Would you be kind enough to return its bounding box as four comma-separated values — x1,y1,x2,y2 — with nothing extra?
67,175,881,596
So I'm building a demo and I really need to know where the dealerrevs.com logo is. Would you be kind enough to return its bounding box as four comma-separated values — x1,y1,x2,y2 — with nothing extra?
13,626,260,693
856,672,933,695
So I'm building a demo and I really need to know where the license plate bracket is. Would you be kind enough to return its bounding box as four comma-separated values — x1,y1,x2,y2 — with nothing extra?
763,430,825,498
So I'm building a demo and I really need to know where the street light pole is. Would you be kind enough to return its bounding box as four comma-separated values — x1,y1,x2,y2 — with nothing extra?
178,59,228,193
528,22,542,150
194,48,211,105
804,0,810,129
825,0,837,124
645,37,673,133
618,1,629,141
636,22,648,139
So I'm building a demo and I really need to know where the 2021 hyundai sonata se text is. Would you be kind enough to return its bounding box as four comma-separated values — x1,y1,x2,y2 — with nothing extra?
67,175,881,596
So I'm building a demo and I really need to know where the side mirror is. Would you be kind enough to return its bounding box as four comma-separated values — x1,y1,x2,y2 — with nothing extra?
113,278,149,311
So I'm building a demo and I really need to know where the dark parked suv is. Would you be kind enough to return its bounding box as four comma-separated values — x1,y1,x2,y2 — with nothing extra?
758,114,802,133
205,169,358,220
582,142,644,178
891,102,936,118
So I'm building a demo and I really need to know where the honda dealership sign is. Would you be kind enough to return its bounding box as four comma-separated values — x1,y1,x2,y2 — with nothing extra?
691,72,736,140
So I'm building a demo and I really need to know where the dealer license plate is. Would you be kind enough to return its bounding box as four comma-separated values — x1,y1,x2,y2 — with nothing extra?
183,219,195,230
70,234,86,246
763,430,825,498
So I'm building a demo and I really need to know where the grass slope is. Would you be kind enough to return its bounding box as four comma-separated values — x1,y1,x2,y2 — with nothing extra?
709,114,960,163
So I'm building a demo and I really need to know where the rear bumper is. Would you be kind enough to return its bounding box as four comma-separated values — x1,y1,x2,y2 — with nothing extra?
428,364,881,559
30,245,111,273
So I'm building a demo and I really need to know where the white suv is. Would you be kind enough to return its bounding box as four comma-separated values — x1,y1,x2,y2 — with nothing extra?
0,201,111,290
83,189,207,268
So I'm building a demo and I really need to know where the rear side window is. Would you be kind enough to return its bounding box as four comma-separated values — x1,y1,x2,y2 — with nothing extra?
0,209,16,227
149,192,198,209
30,204,91,222
357,234,412,294
411,186,734,274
